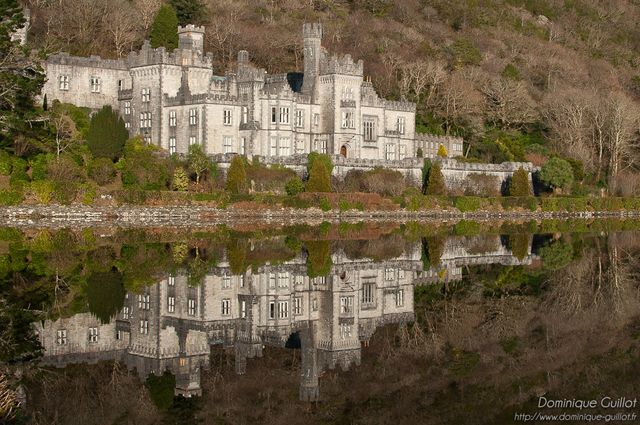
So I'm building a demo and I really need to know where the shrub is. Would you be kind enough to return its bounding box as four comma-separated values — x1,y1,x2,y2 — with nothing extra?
0,152,12,175
509,167,531,196
306,159,331,192
88,157,116,186
455,196,483,212
540,157,574,193
226,155,248,194
0,190,23,206
30,153,54,181
437,144,448,158
285,176,304,196
463,173,500,196
362,167,406,196
9,157,29,187
307,152,334,176
145,371,176,411
30,180,55,204
246,162,296,193
172,167,188,191
118,137,170,190
86,105,128,160
319,197,331,211
426,162,446,195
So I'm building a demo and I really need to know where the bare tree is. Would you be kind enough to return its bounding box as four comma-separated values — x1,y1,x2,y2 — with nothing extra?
133,0,161,34
105,0,140,58
482,78,537,130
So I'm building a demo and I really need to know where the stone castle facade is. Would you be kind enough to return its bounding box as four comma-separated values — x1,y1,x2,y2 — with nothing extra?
42,23,464,163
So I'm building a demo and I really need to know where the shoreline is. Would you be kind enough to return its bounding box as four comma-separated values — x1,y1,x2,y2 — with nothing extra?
0,205,638,228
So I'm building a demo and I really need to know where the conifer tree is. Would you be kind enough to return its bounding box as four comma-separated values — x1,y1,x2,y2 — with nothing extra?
226,155,248,194
150,5,179,50
86,105,128,160
169,0,206,25
306,159,331,192
426,162,446,195
509,167,531,196
437,144,448,158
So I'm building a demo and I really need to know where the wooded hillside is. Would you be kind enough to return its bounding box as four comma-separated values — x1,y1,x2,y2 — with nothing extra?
16,0,640,194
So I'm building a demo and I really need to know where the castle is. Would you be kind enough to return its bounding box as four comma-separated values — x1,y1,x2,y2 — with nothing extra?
42,23,463,163
33,235,534,401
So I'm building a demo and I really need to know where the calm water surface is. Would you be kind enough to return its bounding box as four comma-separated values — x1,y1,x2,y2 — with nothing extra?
1,221,639,424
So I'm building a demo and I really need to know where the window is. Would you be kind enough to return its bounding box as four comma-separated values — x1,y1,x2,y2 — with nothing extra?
88,327,99,343
90,76,101,93
398,270,405,279
397,116,405,134
123,306,130,320
118,80,123,91
341,111,354,129
124,101,131,115
240,300,247,318
363,119,376,141
240,137,246,155
168,275,175,286
116,330,123,340
295,139,305,154
140,320,149,334
396,289,404,307
222,274,231,288
223,109,232,125
143,134,151,144
277,272,288,288
168,296,175,313
188,299,196,316
312,297,318,311
58,75,69,91
56,329,67,345
295,110,304,127
340,323,352,340
362,283,375,304
223,136,233,154
271,107,277,124
385,143,396,161
169,137,176,155
293,297,302,315
340,296,353,314
269,301,275,319
279,137,290,156
138,294,150,310
269,273,276,288
140,112,151,129
270,137,277,157
189,136,197,146
342,86,354,101
169,111,177,127
241,106,248,124
399,144,406,158
125,122,131,129
279,107,289,124
221,299,230,315
141,88,151,103
293,276,304,286
278,301,288,319
240,275,245,287
313,113,320,126
384,268,394,281
189,109,198,126
313,139,327,154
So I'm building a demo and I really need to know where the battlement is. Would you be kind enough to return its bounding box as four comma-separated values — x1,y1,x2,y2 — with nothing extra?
178,25,205,34
323,54,363,76
47,53,128,70
438,158,537,173
127,40,213,68
303,22,324,40
416,133,464,144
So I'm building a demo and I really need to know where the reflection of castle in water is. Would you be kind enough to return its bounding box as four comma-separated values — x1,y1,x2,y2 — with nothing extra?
33,235,533,401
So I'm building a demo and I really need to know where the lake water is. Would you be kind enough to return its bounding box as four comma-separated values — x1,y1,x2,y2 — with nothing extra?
1,221,639,424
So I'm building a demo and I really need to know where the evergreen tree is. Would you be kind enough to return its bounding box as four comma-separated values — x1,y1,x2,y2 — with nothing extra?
172,167,188,191
86,105,128,160
86,271,125,324
306,159,331,192
437,144,448,158
0,0,44,148
226,155,248,194
421,158,432,194
509,167,531,196
169,0,207,25
307,152,333,176
540,157,574,193
426,162,446,195
150,5,179,50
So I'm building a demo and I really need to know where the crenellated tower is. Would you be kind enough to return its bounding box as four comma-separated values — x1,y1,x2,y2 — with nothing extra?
301,23,323,98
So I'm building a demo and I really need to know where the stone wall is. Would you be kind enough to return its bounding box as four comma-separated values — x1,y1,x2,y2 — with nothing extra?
438,158,537,195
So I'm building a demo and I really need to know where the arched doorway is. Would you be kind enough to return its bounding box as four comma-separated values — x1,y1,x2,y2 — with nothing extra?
340,145,347,157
